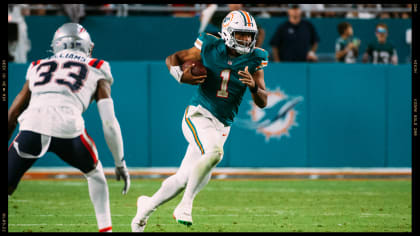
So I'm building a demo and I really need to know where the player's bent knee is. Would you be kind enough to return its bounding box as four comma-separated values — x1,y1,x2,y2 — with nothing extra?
84,162,106,180
85,170,107,188
206,145,224,166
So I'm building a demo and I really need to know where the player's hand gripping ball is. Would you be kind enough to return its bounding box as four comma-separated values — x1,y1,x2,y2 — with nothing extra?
182,60,207,76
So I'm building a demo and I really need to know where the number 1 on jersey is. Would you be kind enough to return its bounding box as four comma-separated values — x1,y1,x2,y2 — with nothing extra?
217,69,231,98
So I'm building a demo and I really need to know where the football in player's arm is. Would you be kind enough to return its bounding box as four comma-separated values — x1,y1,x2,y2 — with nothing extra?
132,10,268,232
165,33,267,108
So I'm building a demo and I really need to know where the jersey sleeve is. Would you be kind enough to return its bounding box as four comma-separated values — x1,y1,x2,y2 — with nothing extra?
309,21,320,44
88,58,114,85
99,61,114,85
335,38,343,52
26,60,42,81
25,63,34,81
194,32,219,51
254,47,269,72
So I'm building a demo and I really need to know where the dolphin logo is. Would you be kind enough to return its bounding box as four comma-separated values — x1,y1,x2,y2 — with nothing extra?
235,88,303,141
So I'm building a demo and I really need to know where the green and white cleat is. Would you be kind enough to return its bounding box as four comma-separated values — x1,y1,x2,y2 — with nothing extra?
131,196,152,232
173,203,193,226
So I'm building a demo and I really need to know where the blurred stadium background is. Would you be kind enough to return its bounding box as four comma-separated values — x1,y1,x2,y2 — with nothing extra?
8,4,412,179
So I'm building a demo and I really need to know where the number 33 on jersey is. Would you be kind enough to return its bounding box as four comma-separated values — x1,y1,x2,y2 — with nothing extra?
26,51,113,113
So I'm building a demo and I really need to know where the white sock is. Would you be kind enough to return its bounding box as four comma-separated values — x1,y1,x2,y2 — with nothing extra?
85,162,112,232
180,147,222,207
147,144,200,213
148,173,187,212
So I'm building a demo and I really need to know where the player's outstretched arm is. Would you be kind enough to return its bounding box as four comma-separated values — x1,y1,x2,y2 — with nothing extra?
165,47,207,85
8,81,31,141
95,79,130,195
238,67,267,108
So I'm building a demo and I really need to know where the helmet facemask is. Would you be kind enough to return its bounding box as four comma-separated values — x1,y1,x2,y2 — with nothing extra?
52,36,94,56
230,30,257,54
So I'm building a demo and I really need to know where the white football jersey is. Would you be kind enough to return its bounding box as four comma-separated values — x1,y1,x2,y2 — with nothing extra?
18,50,113,138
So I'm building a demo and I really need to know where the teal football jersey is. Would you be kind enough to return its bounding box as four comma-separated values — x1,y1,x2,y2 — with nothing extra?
190,33,268,126
366,41,397,64
335,37,358,63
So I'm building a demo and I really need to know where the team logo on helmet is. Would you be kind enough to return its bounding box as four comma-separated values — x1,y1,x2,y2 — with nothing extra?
235,88,303,142
222,13,234,28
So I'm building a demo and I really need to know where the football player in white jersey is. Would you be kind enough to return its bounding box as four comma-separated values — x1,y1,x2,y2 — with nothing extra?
8,23,130,233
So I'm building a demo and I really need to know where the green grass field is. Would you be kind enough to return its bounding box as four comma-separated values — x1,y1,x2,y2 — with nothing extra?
8,179,411,232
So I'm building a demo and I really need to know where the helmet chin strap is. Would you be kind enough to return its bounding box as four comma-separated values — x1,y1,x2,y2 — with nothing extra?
232,41,252,55
235,47,249,55
227,44,248,56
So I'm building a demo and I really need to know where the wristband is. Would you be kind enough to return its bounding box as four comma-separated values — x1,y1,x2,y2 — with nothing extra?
115,158,126,168
170,66,183,83
250,83,258,93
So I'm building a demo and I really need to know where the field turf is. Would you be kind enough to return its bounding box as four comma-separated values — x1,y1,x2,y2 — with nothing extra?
8,179,411,232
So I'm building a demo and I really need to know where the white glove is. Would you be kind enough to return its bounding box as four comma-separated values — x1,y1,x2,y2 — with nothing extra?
115,161,130,195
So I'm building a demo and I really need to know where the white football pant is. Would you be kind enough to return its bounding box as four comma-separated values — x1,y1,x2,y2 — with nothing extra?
146,105,230,213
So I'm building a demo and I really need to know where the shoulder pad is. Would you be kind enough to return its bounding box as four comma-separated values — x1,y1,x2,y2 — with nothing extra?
254,47,268,60
88,58,106,69
26,59,44,80
253,47,268,71
31,60,42,67
25,60,38,81
89,58,114,85
204,32,220,40
194,32,220,51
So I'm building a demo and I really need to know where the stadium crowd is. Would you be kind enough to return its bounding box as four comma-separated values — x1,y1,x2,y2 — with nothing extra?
8,4,412,64
13,4,413,19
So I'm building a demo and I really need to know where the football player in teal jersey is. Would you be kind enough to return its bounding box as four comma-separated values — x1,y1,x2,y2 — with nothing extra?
131,10,268,232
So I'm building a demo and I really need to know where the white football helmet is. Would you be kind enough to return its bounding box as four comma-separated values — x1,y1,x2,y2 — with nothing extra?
51,23,94,56
219,10,258,55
